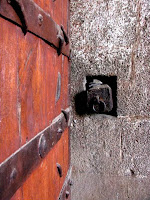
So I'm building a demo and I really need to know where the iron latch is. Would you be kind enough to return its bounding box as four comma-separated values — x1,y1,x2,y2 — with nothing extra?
75,79,113,115
87,79,113,114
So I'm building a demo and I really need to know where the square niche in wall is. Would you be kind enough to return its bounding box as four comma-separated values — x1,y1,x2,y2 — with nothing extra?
86,75,117,116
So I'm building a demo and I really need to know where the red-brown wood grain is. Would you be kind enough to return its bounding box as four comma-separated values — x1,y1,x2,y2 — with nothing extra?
0,18,20,163
21,129,69,200
62,0,69,31
0,0,70,199
0,18,23,200
33,0,54,17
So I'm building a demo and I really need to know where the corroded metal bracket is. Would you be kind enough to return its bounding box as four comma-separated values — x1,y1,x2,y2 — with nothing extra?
0,107,71,200
87,79,113,113
58,167,72,200
0,0,70,58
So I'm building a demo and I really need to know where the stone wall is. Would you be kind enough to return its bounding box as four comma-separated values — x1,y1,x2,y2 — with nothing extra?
70,0,150,199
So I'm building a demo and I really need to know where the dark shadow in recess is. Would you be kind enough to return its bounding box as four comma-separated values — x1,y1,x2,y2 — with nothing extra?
74,91,87,116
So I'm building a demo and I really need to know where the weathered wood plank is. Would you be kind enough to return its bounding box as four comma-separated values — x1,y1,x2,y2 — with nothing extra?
0,17,23,200
0,18,20,163
0,0,70,199
21,129,69,200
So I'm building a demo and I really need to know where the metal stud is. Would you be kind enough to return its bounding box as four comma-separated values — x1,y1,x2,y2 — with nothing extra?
58,128,63,134
7,0,11,3
38,14,43,26
66,191,70,199
38,134,47,158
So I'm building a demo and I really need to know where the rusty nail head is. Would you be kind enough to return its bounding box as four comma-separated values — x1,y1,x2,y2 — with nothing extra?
66,191,70,198
69,179,73,186
38,14,43,26
38,134,47,158
57,128,63,134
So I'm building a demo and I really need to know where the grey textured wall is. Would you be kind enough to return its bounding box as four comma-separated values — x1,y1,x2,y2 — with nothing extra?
70,0,150,199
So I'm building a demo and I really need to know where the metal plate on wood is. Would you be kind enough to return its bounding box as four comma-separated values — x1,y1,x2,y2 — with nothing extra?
58,167,72,200
0,107,71,200
0,0,70,58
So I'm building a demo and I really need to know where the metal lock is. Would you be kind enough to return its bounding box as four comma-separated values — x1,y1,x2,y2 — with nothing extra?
87,79,113,114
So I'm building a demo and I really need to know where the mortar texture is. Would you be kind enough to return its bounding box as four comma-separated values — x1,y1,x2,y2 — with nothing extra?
70,0,150,199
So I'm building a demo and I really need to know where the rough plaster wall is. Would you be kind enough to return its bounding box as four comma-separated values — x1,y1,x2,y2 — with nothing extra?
70,0,150,200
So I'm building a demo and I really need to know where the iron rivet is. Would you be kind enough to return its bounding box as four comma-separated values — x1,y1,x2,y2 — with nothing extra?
10,168,17,183
38,14,43,26
69,179,73,186
38,134,47,158
57,128,63,134
66,191,70,199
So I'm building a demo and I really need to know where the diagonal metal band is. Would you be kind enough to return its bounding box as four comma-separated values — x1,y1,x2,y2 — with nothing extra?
0,0,70,58
58,167,72,200
0,107,71,200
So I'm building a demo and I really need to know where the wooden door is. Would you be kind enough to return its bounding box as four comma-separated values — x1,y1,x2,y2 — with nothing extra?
0,0,71,199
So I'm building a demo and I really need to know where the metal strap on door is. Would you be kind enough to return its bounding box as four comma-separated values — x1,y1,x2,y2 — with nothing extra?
0,107,71,200
0,0,70,58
